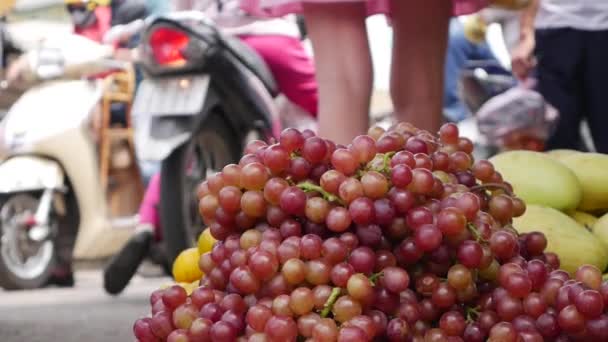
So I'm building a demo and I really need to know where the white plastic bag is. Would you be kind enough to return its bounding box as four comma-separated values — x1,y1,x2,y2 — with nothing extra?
476,85,558,147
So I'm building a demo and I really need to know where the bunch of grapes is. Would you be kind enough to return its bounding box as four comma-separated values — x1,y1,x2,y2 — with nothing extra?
134,122,608,341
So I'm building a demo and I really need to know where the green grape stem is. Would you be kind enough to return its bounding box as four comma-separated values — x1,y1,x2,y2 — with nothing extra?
470,183,514,197
467,223,488,244
320,287,342,318
382,152,396,171
297,182,344,205
365,152,396,175
369,272,384,285
465,306,480,322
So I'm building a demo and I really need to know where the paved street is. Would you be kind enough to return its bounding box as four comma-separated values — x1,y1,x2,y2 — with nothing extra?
0,270,171,342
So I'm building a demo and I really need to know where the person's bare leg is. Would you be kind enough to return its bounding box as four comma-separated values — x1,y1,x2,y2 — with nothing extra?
390,0,451,133
303,2,372,145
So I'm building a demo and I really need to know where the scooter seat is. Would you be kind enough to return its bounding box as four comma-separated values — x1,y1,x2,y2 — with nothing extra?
220,35,279,97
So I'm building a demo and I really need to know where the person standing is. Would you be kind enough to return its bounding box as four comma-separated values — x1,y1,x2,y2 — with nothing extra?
242,0,488,145
512,0,608,152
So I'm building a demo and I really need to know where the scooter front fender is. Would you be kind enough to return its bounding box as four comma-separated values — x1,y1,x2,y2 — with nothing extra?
0,156,65,194
135,87,221,161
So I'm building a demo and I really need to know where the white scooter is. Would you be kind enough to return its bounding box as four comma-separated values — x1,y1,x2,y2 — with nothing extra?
0,34,144,289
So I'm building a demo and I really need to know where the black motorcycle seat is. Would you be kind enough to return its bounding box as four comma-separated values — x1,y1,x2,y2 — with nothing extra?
220,34,279,96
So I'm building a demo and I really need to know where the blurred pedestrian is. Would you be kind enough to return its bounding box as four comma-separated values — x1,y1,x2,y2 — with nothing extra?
242,0,488,144
443,8,521,122
512,0,608,152
65,0,112,43
0,0,18,68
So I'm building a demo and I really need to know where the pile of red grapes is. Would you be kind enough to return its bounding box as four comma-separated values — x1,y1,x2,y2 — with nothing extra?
134,122,608,341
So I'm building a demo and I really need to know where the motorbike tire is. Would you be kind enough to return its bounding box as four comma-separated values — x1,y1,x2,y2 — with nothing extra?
0,194,56,290
160,114,241,266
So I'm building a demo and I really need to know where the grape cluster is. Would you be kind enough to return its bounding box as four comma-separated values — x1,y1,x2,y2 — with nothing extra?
134,122,608,341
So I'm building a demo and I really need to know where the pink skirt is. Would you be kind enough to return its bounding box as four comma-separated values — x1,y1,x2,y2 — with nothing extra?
241,0,488,18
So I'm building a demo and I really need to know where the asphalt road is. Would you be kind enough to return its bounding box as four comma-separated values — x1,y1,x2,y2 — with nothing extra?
0,270,171,342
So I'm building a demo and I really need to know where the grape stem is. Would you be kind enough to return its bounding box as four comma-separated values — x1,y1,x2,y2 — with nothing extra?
297,182,344,205
465,306,480,322
369,272,384,285
321,287,342,318
469,183,514,196
382,152,396,171
467,223,488,244
364,152,396,175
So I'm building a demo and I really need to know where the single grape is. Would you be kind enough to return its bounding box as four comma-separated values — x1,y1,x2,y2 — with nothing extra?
535,313,559,339
575,290,604,319
263,178,289,205
490,231,518,261
348,197,375,225
587,315,608,340
264,316,297,342
305,197,330,224
350,135,377,163
440,311,466,337
373,198,395,226
523,293,547,319
406,206,434,230
312,285,332,310
333,295,363,323
263,144,290,174
188,317,213,342
339,177,364,205
391,164,413,188
385,318,409,342
199,195,219,222
241,162,269,191
279,186,307,216
331,262,355,287
439,123,459,144
279,128,304,152
282,258,307,285
347,273,374,302
297,312,320,338
300,234,323,260
457,240,483,269
447,264,473,291
383,267,410,294
241,190,266,218
437,207,466,236
488,322,518,342
200,302,225,322
229,266,260,295
558,304,585,334
414,224,443,252
348,247,376,275
320,170,346,195
163,285,188,310
312,318,338,342
326,207,352,232
408,168,435,194
287,157,311,182
272,294,293,317
503,272,532,299
245,304,272,332
305,259,331,285
360,172,389,200
290,287,315,316
248,250,279,281
331,148,359,175
432,283,457,309
302,137,328,163
172,303,199,330
576,265,602,290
